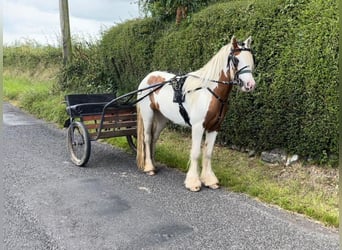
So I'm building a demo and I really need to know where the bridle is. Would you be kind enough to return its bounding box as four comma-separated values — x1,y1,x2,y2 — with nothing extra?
186,45,254,87
227,45,255,87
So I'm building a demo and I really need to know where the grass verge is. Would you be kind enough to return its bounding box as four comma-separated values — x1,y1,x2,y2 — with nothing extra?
3,73,339,228
3,75,69,125
154,130,338,228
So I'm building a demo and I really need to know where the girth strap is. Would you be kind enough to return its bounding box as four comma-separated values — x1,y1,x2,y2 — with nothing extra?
179,104,191,127
171,76,192,127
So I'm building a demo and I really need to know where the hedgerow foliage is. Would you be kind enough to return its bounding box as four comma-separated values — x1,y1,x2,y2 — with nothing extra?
4,0,338,165
75,0,339,162
100,19,166,95
3,42,61,73
98,0,338,164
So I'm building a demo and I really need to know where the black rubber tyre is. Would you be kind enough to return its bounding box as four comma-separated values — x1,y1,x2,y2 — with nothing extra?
126,135,137,153
67,121,91,166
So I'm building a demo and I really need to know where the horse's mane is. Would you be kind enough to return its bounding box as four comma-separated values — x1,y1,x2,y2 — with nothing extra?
186,42,232,90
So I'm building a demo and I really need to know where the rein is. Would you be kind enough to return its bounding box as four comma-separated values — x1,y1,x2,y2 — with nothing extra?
135,46,254,102
134,46,254,127
186,65,251,87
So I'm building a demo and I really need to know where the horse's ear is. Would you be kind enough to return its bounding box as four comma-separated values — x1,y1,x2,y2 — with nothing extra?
231,35,238,49
244,36,252,48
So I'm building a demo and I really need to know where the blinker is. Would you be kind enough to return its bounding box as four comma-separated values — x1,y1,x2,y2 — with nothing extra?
227,53,239,69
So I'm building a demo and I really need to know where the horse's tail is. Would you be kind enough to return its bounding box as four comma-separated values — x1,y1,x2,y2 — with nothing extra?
136,106,145,170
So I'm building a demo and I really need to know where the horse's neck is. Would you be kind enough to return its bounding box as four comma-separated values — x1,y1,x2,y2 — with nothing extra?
186,44,232,90
212,70,233,101
201,70,233,132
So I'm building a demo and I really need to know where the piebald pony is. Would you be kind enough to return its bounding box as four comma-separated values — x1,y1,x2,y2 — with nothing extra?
136,36,255,191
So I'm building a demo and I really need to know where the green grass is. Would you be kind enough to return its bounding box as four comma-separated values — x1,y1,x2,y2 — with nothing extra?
4,75,47,100
3,73,339,228
150,130,338,228
105,137,133,152
3,75,69,125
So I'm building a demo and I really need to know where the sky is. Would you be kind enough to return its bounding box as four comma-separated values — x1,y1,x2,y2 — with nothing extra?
3,0,141,46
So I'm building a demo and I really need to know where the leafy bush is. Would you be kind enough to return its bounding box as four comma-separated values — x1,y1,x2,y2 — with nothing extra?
57,40,117,93
99,18,167,95
4,43,61,71
149,0,338,164
138,0,221,22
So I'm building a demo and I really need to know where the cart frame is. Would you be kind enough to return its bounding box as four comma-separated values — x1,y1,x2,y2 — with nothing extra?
64,93,138,166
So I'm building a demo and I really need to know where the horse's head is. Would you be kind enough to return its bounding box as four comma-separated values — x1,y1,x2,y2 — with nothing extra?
227,36,256,92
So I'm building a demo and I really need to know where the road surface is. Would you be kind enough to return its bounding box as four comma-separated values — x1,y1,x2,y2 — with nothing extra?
3,102,339,250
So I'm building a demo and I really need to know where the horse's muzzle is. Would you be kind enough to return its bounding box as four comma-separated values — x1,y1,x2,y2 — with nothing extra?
241,80,256,92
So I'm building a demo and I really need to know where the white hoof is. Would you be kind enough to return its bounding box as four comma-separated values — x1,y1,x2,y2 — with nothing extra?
143,163,155,176
145,170,156,176
200,174,219,190
185,177,202,192
206,183,220,190
188,186,201,192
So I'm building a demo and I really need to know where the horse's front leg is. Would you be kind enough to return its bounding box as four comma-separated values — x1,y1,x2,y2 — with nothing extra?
185,124,204,192
200,131,219,189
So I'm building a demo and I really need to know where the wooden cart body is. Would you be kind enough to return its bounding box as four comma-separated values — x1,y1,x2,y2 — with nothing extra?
64,94,137,166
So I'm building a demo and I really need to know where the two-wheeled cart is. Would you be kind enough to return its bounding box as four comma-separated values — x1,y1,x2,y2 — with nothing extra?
64,93,138,166
63,77,191,166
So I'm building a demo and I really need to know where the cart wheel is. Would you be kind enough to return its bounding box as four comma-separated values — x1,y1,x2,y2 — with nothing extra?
126,135,137,153
67,121,91,166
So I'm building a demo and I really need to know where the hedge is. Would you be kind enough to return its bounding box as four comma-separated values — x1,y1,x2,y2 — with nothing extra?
4,0,338,165
3,44,62,74
98,0,338,164
99,18,167,95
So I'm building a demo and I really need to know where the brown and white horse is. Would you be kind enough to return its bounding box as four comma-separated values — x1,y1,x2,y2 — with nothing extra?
136,36,255,191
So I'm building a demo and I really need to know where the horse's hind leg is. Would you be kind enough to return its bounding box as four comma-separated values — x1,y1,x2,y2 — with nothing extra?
137,106,156,175
200,131,219,189
151,112,168,164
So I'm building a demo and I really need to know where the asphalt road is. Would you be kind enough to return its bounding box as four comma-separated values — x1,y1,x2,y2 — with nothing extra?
3,102,339,250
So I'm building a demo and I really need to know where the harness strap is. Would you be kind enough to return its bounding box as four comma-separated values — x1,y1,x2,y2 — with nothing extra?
179,104,191,127
134,65,250,128
171,76,192,127
187,74,237,86
206,87,228,130
185,87,203,95
206,87,225,103
133,83,165,105
170,75,233,128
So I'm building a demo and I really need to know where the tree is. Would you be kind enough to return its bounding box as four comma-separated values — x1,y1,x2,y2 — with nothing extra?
138,0,217,24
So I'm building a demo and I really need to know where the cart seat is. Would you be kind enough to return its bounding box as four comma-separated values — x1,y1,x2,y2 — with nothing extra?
65,94,116,117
